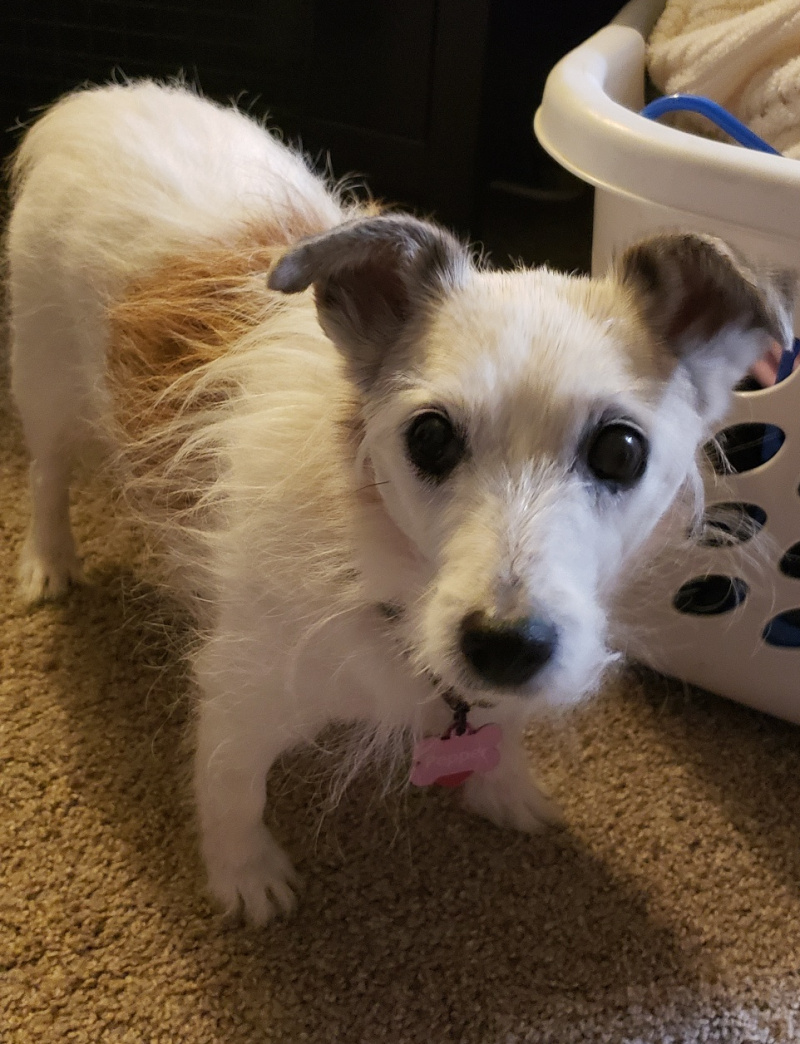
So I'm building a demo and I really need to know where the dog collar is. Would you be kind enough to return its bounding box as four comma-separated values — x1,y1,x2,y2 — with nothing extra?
374,602,502,787
410,688,501,789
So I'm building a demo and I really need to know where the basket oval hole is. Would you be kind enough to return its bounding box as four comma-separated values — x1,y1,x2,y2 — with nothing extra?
779,543,800,578
734,374,763,393
673,574,748,616
697,502,767,547
763,609,800,648
704,423,785,474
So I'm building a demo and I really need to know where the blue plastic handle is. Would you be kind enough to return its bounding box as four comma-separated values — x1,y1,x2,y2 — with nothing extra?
640,95,781,155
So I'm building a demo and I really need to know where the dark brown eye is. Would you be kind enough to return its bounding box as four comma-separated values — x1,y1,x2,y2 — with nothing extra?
586,422,648,488
405,410,465,480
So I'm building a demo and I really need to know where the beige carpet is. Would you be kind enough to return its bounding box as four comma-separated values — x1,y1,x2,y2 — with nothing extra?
3,342,800,1044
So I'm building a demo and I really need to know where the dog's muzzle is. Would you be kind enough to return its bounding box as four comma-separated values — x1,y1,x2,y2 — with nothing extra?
459,610,559,688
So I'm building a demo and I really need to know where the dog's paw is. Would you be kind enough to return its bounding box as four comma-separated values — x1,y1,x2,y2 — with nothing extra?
205,826,298,927
460,763,563,834
18,541,83,604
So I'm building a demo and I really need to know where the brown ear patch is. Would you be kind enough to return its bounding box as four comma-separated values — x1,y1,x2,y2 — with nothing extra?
618,232,795,423
268,214,469,389
664,282,734,345
316,245,413,333
619,233,794,356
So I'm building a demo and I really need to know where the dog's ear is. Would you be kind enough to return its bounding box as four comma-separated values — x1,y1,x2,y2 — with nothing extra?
268,214,469,387
618,233,795,423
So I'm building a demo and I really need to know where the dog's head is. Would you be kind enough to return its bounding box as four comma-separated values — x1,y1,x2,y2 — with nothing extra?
269,217,794,709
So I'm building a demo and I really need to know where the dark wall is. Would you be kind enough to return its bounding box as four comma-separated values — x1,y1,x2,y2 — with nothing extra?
1,1,620,237
481,0,621,189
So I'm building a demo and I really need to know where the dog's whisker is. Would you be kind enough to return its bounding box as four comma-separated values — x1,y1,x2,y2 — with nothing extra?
356,480,391,493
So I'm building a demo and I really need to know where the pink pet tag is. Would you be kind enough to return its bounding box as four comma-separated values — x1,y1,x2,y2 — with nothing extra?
410,722,502,788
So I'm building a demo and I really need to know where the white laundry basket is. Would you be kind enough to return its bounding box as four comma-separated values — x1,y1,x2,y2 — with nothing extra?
534,0,800,723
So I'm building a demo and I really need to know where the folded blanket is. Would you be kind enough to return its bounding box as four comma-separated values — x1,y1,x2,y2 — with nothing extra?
648,0,800,159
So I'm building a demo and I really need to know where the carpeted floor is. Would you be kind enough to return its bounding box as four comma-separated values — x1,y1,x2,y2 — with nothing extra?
3,341,800,1044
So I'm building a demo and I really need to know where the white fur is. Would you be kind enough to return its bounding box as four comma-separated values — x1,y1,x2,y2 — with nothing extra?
7,81,786,925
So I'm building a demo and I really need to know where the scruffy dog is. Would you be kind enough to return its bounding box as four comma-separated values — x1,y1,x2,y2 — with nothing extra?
7,82,793,925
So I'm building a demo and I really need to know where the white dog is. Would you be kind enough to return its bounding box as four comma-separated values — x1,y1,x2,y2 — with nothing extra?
7,81,793,925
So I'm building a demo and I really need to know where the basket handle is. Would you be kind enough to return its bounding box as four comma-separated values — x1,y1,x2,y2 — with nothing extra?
640,95,781,155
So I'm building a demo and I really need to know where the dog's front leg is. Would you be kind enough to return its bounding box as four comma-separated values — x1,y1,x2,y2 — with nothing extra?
193,677,301,927
459,715,562,834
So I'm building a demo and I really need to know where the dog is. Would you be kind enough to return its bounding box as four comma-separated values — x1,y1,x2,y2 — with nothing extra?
6,81,793,925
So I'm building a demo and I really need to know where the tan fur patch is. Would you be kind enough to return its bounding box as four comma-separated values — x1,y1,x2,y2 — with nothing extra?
107,236,291,523
109,246,273,444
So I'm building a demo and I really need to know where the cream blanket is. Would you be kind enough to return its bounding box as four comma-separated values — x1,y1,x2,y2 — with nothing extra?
648,0,800,158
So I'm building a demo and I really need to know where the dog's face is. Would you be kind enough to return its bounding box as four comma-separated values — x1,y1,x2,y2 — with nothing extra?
270,218,793,709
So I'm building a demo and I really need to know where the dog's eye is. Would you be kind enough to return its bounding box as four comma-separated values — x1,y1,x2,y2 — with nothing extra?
405,410,465,480
586,422,648,488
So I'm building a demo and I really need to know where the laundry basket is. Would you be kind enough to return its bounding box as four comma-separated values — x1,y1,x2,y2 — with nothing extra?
534,0,800,723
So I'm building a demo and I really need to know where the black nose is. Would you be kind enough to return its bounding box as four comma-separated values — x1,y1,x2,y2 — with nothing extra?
459,610,559,688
